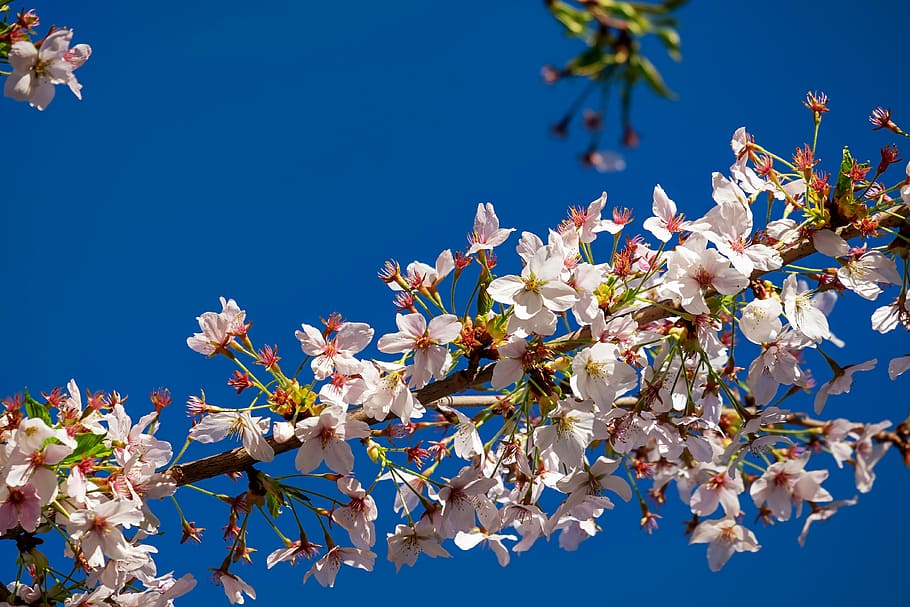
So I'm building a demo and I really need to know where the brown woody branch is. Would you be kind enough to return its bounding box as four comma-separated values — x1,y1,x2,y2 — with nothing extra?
166,205,909,487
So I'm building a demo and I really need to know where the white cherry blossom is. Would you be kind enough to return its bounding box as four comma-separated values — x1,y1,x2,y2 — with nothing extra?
377,313,461,389
689,518,760,571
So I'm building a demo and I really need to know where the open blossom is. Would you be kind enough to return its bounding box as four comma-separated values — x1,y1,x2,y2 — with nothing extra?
213,571,255,605
747,329,811,406
815,230,902,299
0,483,41,533
188,410,274,462
750,455,832,521
390,250,455,291
436,466,498,536
564,192,612,243
304,546,375,588
838,250,901,300
486,245,577,334
332,477,379,549
813,359,876,414
689,469,744,517
643,185,693,242
533,400,594,471
701,173,782,276
662,233,749,315
294,405,371,474
377,313,461,389
4,29,91,110
781,275,830,342
386,520,450,571
689,518,760,571
186,297,246,356
360,361,425,423
454,529,517,566
66,498,145,568
853,421,892,493
739,298,783,344
466,203,515,254
296,321,373,380
570,342,638,410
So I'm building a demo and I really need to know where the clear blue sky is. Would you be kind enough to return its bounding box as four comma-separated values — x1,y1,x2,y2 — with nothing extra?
3,1,909,604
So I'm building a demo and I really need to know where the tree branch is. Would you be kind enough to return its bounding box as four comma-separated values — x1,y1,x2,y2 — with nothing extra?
165,205,909,487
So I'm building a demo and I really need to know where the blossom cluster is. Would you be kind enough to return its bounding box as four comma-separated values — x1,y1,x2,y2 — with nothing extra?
4,96,910,604
0,381,195,605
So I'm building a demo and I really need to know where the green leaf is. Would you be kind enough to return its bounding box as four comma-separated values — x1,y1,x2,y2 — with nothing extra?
24,389,53,426
631,54,676,99
549,1,591,37
60,432,111,466
266,491,283,518
832,146,853,204
569,47,616,77
655,26,682,61
831,146,868,224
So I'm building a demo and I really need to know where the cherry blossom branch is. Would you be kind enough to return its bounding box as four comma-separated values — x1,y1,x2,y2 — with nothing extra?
167,204,909,487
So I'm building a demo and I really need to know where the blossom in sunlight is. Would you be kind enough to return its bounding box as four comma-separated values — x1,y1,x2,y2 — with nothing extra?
702,173,782,276
780,275,830,343
750,455,832,521
486,244,577,335
386,520,450,571
643,184,691,242
294,405,371,474
213,571,255,605
689,518,760,571
813,359,876,415
187,297,247,356
377,313,461,389
466,203,515,255
661,233,749,315
304,546,376,588
570,342,638,410
4,29,92,110
189,410,274,462
332,477,379,549
296,321,373,380
66,498,145,568
454,529,517,566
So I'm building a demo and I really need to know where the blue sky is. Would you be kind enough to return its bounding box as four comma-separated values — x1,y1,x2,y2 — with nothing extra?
3,0,910,604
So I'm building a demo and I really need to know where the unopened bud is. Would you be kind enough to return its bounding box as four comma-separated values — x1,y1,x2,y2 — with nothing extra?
365,439,383,464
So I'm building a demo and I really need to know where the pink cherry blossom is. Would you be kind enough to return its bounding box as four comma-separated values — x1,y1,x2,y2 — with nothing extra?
213,571,255,605
749,455,832,521
4,29,91,110
189,410,274,462
303,546,375,588
295,321,373,380
813,359,876,414
466,203,515,255
332,477,379,549
643,184,692,242
662,234,749,315
294,406,371,474
689,518,760,571
186,297,247,356
386,519,450,571
67,498,145,568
